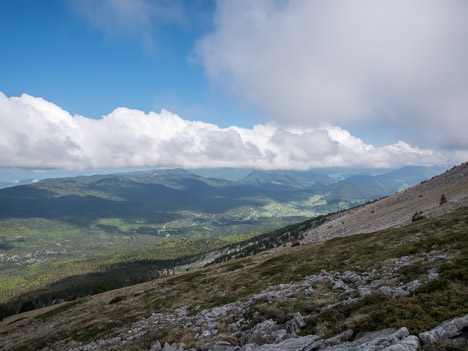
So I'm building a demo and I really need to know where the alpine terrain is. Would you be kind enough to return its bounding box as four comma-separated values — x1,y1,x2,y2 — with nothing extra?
0,163,467,350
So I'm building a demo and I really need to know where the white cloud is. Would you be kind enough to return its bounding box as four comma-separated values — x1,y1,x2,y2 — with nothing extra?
196,0,468,152
0,92,448,170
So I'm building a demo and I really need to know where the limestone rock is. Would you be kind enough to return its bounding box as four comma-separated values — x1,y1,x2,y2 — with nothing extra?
149,341,162,351
201,340,240,351
286,312,306,333
418,315,468,345
105,295,125,305
381,335,420,350
317,329,354,349
255,334,321,350
320,327,414,350
304,286,314,297
359,287,371,297
333,279,346,290
377,286,393,297
162,342,184,351
341,271,361,284
240,320,289,346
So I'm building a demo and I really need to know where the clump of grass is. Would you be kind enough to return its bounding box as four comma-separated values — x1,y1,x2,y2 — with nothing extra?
300,282,468,337
34,299,86,321
248,298,297,325
398,262,432,283
150,291,182,310
421,339,468,351
165,271,206,285
222,261,247,272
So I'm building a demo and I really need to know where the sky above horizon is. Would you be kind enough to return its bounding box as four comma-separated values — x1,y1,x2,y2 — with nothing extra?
1,0,467,171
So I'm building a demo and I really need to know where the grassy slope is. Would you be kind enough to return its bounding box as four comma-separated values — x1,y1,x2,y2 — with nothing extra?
1,206,466,350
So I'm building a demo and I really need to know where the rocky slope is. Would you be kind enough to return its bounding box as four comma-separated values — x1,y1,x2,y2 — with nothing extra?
303,163,468,243
0,163,467,351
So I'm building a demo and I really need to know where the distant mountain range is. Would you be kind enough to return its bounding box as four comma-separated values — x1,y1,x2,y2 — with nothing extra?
0,166,449,226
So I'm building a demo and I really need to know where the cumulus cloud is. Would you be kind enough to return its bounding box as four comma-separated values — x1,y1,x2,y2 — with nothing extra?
196,0,468,152
0,92,447,170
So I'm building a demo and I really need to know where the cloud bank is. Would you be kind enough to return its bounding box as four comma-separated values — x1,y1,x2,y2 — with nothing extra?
196,0,468,152
0,92,447,170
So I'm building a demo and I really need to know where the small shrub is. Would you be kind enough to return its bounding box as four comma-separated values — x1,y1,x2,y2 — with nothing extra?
399,263,430,283
412,211,425,222
92,285,105,295
415,280,448,295
19,300,35,313
440,194,448,205
0,304,15,321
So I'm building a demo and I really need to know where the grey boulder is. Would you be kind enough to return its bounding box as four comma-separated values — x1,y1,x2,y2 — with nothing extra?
418,315,468,345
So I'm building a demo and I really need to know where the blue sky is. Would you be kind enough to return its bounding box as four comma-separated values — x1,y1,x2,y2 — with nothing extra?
0,1,467,173
0,0,258,127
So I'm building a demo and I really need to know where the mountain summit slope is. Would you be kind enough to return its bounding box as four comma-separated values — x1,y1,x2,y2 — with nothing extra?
0,163,467,351
304,162,468,243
